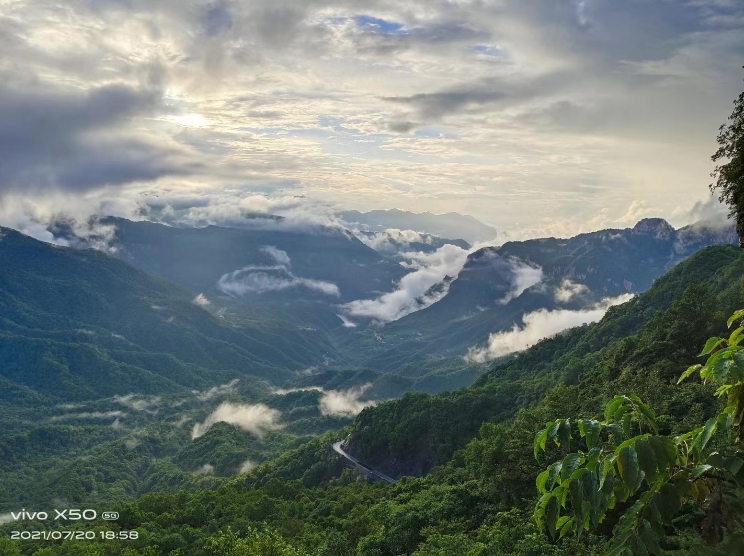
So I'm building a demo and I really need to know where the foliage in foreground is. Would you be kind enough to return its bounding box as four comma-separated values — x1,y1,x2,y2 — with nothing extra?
534,310,744,554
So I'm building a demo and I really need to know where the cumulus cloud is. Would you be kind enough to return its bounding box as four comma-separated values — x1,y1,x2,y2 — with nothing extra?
217,264,341,297
319,384,376,417
341,243,471,323
554,279,590,303
191,402,283,439
466,294,635,362
114,394,161,413
192,293,211,307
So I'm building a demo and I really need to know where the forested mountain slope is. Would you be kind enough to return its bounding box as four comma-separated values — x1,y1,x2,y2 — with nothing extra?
4,247,740,555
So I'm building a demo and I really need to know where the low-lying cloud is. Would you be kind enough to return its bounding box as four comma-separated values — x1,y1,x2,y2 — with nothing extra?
193,379,240,402
217,264,340,297
554,279,589,303
341,243,470,323
319,384,376,417
191,402,283,439
114,394,161,413
498,261,544,305
466,294,635,362
50,411,126,422
238,459,256,474
192,293,211,307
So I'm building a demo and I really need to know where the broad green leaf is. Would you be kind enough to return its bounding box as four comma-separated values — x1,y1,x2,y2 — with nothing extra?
560,453,582,480
648,436,677,470
605,396,626,422
545,495,560,538
639,519,662,555
634,439,657,484
579,419,601,449
534,428,548,458
700,337,725,356
557,419,572,449
616,445,640,493
558,516,573,539
655,483,681,523
727,309,744,328
690,464,712,478
547,421,560,446
678,364,701,384
546,462,563,491
729,326,744,347
699,418,718,450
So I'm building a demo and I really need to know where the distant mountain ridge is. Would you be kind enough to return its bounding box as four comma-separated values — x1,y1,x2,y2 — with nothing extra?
349,218,737,364
340,209,499,243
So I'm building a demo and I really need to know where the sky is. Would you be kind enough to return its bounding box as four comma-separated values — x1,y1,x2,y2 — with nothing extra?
0,0,743,239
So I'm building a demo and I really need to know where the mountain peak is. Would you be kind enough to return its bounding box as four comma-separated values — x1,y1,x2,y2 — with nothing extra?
632,218,675,237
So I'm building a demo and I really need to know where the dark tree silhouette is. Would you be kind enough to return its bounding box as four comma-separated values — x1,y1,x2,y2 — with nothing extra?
712,73,744,248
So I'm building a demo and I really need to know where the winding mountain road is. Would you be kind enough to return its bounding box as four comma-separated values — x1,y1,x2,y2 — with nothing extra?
333,441,397,484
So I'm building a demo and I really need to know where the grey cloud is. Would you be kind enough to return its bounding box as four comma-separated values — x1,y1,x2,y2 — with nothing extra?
0,83,198,194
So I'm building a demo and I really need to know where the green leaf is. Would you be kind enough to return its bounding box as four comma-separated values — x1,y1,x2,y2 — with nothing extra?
617,445,641,493
727,309,744,328
729,326,744,347
700,337,725,356
605,396,626,423
557,419,572,450
699,418,718,450
648,436,677,470
690,464,712,478
560,453,582,481
534,428,548,459
655,484,681,524
547,462,563,491
545,495,560,539
579,419,601,449
638,519,662,555
635,439,658,485
678,364,702,384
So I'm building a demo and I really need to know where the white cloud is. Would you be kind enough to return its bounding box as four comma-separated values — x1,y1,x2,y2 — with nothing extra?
260,245,291,266
466,294,634,362
238,460,256,474
195,464,215,475
192,293,211,307
341,243,471,323
498,261,544,305
193,379,240,401
337,313,358,328
50,411,127,422
191,402,283,439
0,513,16,525
272,386,324,395
554,279,589,303
319,384,376,417
114,394,161,413
217,264,341,297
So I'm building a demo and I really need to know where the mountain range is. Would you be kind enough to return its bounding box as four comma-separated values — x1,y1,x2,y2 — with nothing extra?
340,208,500,243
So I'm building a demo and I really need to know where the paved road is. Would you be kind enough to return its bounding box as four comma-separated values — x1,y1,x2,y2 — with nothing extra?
333,441,396,484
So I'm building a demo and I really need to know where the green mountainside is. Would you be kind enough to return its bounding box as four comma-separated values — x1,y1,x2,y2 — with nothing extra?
3,244,741,555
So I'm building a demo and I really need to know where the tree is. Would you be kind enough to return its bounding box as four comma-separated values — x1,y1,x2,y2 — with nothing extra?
711,73,744,248
533,309,744,554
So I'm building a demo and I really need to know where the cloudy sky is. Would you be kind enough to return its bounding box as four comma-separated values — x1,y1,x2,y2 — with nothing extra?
1,0,743,238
